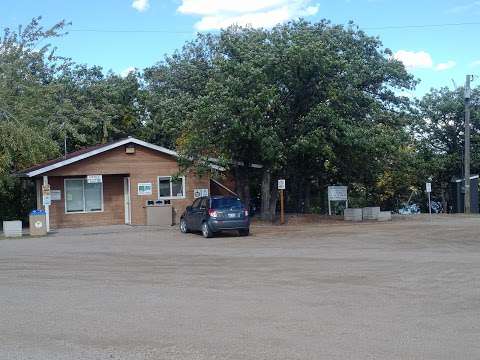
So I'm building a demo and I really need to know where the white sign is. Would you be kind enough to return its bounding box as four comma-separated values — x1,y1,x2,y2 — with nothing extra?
42,194,51,206
278,179,286,190
51,190,61,201
194,188,209,198
87,175,103,183
137,183,152,196
42,184,51,206
426,183,432,193
328,186,348,201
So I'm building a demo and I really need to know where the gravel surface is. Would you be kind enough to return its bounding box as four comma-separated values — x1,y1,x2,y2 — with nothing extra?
1,215,480,359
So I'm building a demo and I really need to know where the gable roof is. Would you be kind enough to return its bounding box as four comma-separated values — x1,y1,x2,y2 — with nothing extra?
19,137,179,178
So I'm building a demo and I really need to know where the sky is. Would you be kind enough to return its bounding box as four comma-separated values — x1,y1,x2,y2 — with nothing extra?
1,0,480,97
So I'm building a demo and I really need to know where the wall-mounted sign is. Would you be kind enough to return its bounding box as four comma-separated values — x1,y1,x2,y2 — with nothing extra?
194,188,209,198
87,175,103,183
51,190,61,201
278,179,286,190
138,183,153,196
328,186,348,201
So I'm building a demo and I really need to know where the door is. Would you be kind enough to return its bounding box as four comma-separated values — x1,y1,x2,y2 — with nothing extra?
124,177,131,224
192,198,209,230
187,198,202,230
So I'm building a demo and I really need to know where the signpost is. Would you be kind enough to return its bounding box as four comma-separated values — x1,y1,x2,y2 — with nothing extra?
327,186,348,216
42,177,50,232
42,184,51,206
426,182,432,216
278,179,286,224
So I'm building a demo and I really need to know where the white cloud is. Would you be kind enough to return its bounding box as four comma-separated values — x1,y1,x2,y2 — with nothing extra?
435,60,456,71
132,0,149,12
393,50,433,69
177,0,319,30
446,1,480,13
470,60,480,68
121,66,136,77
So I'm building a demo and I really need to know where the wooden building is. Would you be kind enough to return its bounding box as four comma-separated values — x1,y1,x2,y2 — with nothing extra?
18,137,237,230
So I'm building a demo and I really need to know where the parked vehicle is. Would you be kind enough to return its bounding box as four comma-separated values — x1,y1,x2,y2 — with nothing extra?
180,196,250,238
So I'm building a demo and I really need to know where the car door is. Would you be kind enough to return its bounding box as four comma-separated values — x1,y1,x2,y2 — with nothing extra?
197,198,209,226
186,198,201,230
191,197,209,230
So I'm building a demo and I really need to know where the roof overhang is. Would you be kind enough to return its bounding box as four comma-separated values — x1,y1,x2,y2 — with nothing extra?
19,137,262,178
21,138,179,178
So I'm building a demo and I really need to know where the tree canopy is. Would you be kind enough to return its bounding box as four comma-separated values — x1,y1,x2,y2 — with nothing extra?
1,17,478,221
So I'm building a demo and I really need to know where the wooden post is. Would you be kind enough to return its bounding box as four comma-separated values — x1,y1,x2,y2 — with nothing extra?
280,189,285,224
43,176,50,233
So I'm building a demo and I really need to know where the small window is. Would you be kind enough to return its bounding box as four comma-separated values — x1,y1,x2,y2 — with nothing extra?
199,198,208,209
65,178,103,213
191,198,202,209
157,176,185,199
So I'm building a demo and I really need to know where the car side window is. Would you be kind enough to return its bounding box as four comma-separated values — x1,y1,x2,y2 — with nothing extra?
191,198,201,209
199,198,208,210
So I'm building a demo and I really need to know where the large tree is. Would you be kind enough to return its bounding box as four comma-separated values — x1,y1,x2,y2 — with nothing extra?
0,17,147,221
413,86,480,209
145,20,416,218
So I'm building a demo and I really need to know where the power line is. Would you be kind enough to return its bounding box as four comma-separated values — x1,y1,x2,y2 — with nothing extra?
67,21,480,34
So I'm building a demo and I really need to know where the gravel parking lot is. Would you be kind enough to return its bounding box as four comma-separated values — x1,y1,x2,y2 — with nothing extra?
1,215,480,359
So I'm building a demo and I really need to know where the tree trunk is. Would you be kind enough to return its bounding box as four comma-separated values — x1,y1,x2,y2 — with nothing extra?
269,187,279,221
243,179,251,211
260,170,272,221
304,180,312,213
234,166,251,210
234,166,244,199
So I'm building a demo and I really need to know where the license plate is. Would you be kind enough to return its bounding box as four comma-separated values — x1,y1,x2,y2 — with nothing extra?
227,213,237,218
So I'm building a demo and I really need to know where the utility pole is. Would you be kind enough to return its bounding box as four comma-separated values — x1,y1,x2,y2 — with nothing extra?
464,75,473,213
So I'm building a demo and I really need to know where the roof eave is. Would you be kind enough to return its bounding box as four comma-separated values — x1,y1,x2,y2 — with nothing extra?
22,138,179,178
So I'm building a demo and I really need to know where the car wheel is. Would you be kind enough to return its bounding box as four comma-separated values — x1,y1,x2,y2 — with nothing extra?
180,218,189,233
239,229,250,237
201,222,213,238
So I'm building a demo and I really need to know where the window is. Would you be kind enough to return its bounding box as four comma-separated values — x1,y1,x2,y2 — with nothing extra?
157,176,185,199
211,197,243,210
191,198,202,209
200,198,208,209
65,178,103,213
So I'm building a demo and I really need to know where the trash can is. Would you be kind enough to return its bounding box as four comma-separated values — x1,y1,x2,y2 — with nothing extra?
29,210,47,236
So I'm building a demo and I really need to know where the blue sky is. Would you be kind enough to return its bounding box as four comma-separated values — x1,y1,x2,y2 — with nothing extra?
2,0,480,97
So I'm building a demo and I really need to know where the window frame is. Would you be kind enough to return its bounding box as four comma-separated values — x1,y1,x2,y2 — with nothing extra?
157,176,186,200
64,178,104,214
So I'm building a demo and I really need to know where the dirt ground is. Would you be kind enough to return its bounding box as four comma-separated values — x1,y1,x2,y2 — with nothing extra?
1,215,480,359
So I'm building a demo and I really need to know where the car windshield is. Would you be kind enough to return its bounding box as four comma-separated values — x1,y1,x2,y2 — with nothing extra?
211,197,243,210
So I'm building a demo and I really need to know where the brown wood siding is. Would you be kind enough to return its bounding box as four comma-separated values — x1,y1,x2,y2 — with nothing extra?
39,145,210,228
47,175,124,228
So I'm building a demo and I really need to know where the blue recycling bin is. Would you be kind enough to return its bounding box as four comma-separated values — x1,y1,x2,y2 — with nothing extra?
29,209,47,236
